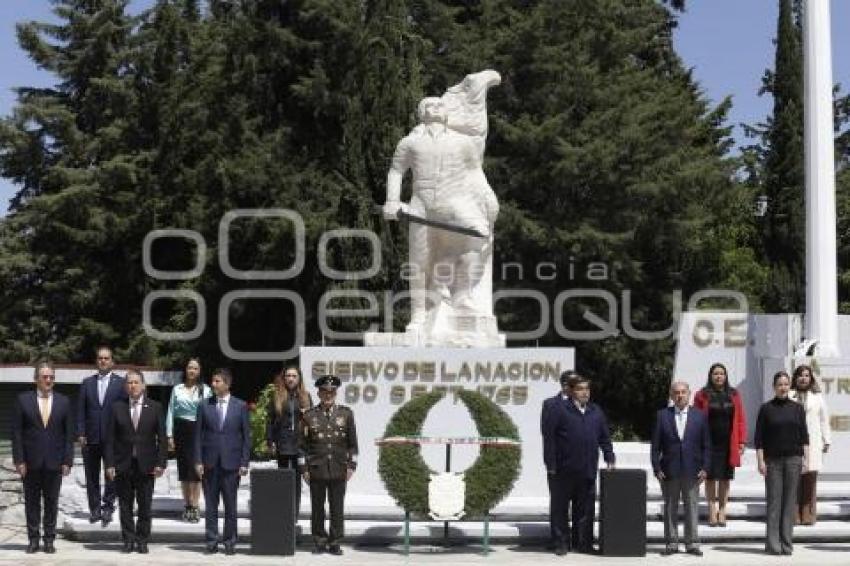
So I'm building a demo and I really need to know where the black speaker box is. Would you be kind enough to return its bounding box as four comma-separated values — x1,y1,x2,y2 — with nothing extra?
599,468,646,557
250,468,296,555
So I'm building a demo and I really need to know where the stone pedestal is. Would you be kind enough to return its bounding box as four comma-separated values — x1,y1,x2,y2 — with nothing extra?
300,345,572,507
364,314,504,348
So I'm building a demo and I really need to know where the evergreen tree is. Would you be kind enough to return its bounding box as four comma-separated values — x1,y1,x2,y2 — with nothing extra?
753,0,805,313
0,0,143,361
834,90,850,311
407,0,741,435
0,0,752,430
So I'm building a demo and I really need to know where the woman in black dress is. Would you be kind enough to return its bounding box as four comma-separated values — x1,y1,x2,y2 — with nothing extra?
266,366,312,519
693,363,747,526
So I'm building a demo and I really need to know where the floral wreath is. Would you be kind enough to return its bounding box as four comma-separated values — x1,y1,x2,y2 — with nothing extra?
377,389,521,517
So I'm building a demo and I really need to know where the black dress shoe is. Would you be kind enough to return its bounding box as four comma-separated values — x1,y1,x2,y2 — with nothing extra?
101,509,113,527
686,547,703,556
554,544,568,556
122,541,134,553
204,543,218,554
43,540,55,554
328,545,343,556
25,540,39,554
223,543,235,556
88,512,102,524
661,547,678,556
137,541,149,554
312,543,326,554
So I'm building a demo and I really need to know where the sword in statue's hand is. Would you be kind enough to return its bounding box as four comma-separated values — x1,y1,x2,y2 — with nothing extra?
377,203,487,239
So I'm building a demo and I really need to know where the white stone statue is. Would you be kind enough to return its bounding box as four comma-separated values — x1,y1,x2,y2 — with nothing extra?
368,69,504,348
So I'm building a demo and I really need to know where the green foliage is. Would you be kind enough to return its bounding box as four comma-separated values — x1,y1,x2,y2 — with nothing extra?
377,390,520,517
248,383,275,458
743,0,805,313
0,0,757,435
761,0,805,313
456,389,521,517
378,391,442,515
743,0,850,316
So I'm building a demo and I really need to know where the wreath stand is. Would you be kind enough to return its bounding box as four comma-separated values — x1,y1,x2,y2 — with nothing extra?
377,435,519,557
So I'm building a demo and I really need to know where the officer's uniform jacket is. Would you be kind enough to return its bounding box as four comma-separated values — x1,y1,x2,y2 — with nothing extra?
298,404,358,481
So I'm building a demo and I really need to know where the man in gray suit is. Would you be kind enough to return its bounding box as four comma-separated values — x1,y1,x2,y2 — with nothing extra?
651,381,711,556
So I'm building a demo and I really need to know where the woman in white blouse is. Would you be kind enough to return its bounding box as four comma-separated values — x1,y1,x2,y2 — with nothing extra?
790,364,831,525
165,358,212,522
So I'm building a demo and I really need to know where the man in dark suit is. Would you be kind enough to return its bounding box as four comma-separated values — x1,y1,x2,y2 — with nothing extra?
104,369,167,554
542,373,615,555
651,381,711,557
11,361,74,554
194,368,250,556
299,375,358,556
77,345,128,525
541,370,576,550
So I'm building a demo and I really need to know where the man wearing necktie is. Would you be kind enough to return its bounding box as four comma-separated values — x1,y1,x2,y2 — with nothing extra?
104,369,167,554
76,345,127,526
651,381,711,557
194,368,251,556
11,361,74,554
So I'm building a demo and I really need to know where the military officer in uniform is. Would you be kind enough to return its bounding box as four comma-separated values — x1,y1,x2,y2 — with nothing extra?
298,375,358,556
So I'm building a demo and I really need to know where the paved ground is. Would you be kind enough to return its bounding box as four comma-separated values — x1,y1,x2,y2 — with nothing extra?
1,524,850,565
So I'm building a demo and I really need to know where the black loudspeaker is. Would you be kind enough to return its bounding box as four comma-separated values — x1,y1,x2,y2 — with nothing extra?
599,468,646,557
250,468,296,555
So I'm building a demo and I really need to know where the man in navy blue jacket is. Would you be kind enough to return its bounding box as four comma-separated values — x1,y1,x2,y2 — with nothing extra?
12,362,74,554
194,368,251,556
651,381,711,556
77,345,127,526
540,370,576,549
542,373,615,555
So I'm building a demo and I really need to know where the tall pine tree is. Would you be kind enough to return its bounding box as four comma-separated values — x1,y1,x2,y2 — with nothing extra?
0,0,143,361
754,0,805,313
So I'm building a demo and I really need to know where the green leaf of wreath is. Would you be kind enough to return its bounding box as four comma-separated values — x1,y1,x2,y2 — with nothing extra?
457,389,521,516
378,391,443,515
378,390,522,517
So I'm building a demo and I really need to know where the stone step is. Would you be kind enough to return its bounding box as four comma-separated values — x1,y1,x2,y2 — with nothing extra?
61,515,850,544
145,493,850,521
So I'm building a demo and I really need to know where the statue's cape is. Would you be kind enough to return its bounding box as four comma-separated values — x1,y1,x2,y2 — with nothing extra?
441,70,501,163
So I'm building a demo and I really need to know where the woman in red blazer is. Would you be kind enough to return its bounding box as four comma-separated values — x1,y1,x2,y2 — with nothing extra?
693,363,747,527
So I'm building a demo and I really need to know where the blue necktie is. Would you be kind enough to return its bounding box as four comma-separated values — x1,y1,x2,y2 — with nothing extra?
217,400,226,431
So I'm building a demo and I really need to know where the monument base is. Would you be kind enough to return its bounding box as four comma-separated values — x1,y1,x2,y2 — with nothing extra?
300,345,573,508
364,315,505,348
